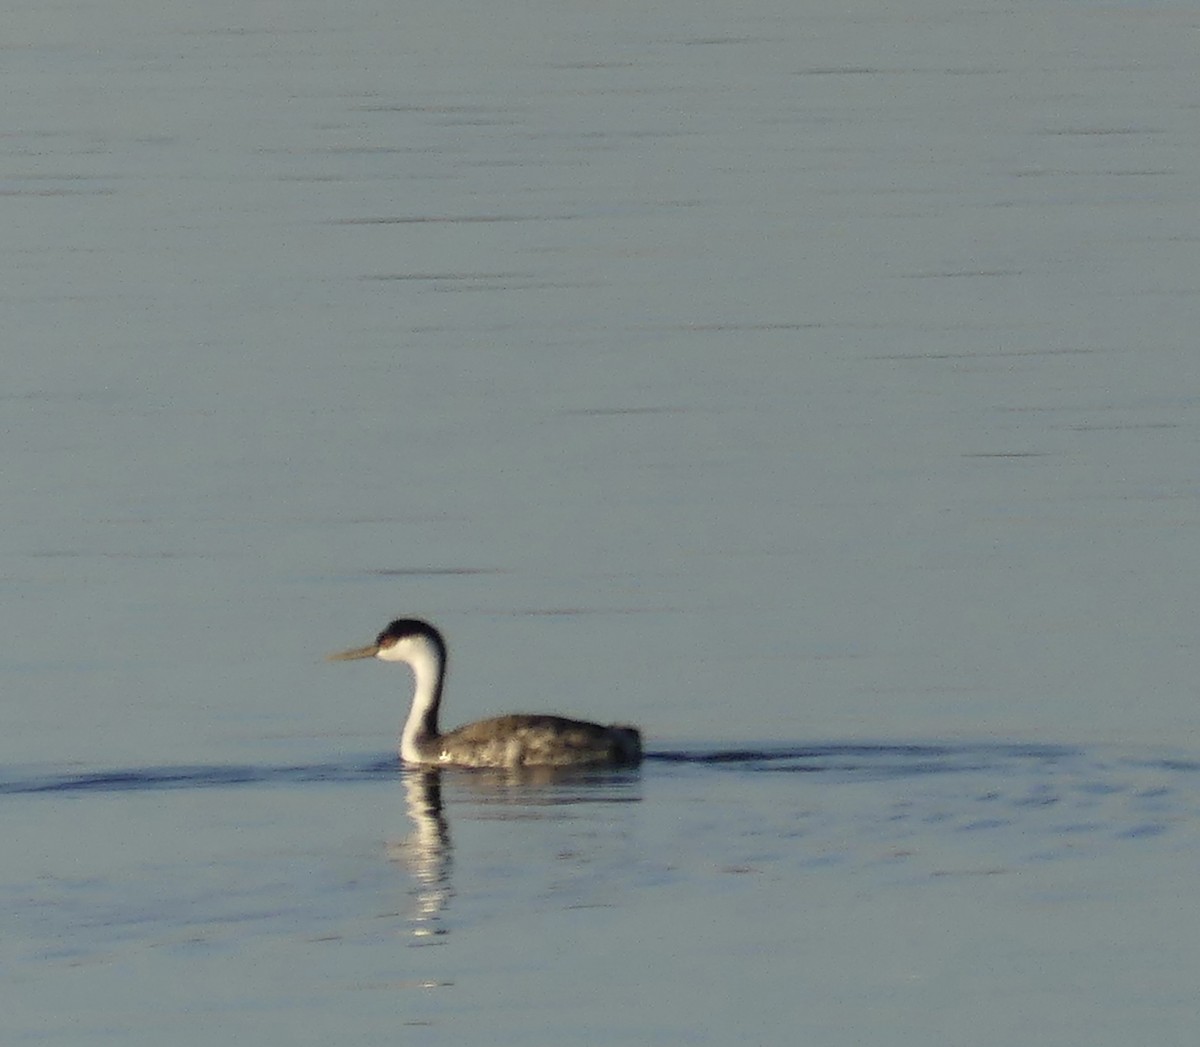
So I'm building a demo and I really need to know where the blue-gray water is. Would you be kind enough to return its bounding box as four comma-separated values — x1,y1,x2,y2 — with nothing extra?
4,747,1200,1043
5,0,1200,1042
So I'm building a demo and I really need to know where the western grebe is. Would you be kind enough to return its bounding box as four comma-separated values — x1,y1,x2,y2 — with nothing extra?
328,618,643,768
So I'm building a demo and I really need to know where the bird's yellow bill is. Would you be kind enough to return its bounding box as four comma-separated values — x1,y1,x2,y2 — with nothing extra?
327,643,379,662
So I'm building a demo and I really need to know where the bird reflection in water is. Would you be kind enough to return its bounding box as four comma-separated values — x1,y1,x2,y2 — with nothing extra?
387,769,452,941
386,764,643,941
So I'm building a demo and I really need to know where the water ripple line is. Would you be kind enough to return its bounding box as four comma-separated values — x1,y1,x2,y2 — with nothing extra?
1,742,1194,797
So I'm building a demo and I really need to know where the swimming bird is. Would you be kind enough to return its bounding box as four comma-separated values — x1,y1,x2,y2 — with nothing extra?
328,618,642,768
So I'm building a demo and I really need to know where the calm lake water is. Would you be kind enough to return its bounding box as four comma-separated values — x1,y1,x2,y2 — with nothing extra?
5,0,1200,1043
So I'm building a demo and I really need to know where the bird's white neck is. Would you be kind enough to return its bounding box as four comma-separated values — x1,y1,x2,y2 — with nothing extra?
378,633,445,762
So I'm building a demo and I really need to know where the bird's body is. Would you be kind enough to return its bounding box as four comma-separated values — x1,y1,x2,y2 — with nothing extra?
329,618,642,769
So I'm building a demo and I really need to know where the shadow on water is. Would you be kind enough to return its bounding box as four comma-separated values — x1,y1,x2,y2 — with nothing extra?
2,742,1195,796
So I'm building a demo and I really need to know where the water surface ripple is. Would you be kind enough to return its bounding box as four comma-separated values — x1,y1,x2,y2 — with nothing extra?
2,740,1194,796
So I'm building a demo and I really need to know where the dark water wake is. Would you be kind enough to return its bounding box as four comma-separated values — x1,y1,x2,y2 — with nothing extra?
647,741,1088,778
1,742,1195,796
0,759,399,795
